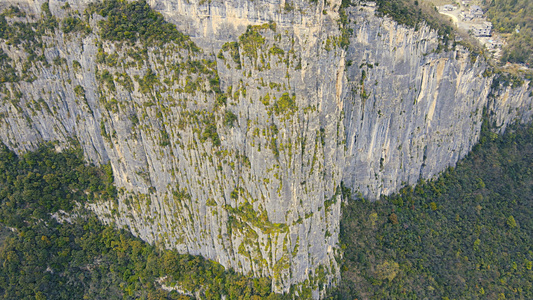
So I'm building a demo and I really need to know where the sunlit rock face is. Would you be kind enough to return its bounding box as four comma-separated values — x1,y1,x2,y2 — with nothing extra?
0,0,531,296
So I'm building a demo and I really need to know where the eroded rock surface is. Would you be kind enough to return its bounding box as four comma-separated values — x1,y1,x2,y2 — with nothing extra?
0,0,531,295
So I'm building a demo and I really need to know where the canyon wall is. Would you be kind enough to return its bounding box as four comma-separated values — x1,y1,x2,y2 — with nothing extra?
0,0,531,296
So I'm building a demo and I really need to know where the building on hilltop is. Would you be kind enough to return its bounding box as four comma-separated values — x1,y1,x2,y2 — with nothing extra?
443,4,457,11
460,11,474,21
470,5,484,18
471,22,492,37
486,39,503,50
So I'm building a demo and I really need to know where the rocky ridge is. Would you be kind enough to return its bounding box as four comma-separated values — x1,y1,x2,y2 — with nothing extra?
0,0,531,296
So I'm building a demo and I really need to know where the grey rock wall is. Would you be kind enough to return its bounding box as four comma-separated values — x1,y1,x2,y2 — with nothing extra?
341,6,532,200
0,0,531,296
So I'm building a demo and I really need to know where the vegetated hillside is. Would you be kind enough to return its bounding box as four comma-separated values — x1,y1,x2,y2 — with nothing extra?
0,0,532,296
485,0,533,66
374,0,474,51
375,0,454,35
0,145,280,300
334,122,533,299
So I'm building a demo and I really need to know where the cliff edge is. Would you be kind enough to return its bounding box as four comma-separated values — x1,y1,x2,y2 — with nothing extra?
0,0,531,296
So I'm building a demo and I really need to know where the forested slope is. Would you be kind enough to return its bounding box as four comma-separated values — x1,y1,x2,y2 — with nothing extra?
0,0,531,298
0,145,278,299
334,122,533,299
2,120,529,299
485,0,532,66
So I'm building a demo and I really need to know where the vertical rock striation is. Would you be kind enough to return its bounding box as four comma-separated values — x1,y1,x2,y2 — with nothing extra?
0,0,531,296
341,5,533,200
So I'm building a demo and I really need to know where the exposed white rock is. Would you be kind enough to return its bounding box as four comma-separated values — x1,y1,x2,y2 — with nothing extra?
0,0,531,297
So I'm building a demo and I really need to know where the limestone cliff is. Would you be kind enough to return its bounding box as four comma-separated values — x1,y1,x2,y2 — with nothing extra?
0,0,531,296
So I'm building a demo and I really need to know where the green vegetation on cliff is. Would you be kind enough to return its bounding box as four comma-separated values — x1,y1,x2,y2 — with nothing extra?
0,145,280,299
374,0,456,49
0,3,59,82
333,122,533,299
485,0,533,66
87,0,198,50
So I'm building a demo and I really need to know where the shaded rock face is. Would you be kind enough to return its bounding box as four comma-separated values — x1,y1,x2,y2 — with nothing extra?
0,0,531,295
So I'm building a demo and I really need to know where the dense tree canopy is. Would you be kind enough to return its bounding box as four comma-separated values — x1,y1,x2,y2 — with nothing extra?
87,0,198,50
332,122,533,299
0,145,280,299
484,0,533,65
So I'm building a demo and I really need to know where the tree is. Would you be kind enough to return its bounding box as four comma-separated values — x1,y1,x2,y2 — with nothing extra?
507,215,517,228
388,213,399,225
374,261,400,281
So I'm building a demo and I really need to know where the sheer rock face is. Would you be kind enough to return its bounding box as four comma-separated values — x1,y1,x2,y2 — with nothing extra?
0,0,531,295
